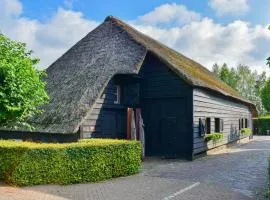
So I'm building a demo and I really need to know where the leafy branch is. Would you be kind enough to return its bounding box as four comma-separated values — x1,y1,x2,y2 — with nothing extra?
0,33,49,129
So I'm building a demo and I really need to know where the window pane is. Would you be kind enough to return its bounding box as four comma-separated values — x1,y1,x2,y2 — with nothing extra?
114,85,121,104
215,118,220,132
206,118,211,134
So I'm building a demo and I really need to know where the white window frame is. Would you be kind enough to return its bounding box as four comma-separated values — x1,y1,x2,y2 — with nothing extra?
214,118,224,133
114,85,121,104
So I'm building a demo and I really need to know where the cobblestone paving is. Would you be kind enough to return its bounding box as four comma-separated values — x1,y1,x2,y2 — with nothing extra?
0,136,269,200
142,136,270,200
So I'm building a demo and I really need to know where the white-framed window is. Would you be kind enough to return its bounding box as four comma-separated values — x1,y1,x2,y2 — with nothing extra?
114,85,121,104
215,118,224,133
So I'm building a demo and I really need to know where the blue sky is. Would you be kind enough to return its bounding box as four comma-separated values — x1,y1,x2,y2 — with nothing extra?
1,0,270,74
19,0,270,25
20,0,208,21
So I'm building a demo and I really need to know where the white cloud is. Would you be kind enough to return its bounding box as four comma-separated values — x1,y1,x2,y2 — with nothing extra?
0,0,98,68
138,3,201,26
209,0,249,16
1,1,269,75
132,17,270,74
0,0,22,17
34,8,98,67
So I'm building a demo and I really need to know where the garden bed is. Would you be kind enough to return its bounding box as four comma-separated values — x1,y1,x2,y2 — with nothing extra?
0,139,141,186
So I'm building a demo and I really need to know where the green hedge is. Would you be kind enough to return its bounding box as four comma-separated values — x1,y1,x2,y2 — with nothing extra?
240,128,252,136
0,139,141,186
204,133,224,143
254,117,270,135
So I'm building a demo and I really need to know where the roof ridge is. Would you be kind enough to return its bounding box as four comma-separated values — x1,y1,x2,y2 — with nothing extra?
104,15,119,22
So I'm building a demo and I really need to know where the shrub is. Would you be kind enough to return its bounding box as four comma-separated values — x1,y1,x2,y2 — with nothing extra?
240,128,252,136
204,133,224,143
0,139,141,186
254,117,270,135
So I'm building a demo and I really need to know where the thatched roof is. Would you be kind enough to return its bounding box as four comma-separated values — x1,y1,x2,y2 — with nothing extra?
33,16,256,133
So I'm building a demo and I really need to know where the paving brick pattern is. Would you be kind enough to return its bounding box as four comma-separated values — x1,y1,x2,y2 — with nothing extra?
0,136,269,200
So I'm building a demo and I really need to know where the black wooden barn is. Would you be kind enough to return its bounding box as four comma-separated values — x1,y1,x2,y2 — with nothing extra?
32,16,257,160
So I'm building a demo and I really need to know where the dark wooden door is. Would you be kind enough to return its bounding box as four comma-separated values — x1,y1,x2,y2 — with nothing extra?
141,98,188,158
101,109,127,139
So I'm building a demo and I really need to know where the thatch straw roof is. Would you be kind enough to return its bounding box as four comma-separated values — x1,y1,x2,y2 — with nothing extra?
33,16,256,133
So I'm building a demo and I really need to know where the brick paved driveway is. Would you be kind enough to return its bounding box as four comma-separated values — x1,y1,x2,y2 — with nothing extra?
1,136,269,200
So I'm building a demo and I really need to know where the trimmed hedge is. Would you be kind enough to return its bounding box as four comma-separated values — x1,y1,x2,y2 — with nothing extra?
254,117,270,135
204,133,224,143
0,139,141,186
240,128,252,136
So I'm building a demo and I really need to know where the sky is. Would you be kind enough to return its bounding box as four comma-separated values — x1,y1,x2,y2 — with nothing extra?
0,0,270,74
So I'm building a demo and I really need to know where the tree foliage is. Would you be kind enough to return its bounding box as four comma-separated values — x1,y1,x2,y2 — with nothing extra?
212,63,267,114
261,79,270,112
0,33,49,129
267,25,270,68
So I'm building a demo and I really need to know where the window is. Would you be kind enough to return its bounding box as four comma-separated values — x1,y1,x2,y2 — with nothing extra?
245,118,248,128
205,117,211,134
239,118,246,130
199,118,206,137
215,118,224,133
114,85,121,104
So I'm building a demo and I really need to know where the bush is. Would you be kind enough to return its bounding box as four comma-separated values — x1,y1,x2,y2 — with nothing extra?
0,139,141,186
0,33,49,129
254,117,270,135
240,128,252,136
204,133,224,143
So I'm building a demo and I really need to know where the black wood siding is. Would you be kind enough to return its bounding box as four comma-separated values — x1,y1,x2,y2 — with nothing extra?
80,52,194,159
193,88,252,155
139,53,193,159
80,79,127,139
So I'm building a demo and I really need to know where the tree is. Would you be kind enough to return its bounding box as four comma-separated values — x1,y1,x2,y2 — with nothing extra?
212,63,267,114
212,63,238,90
261,79,270,113
0,33,49,129
267,25,270,67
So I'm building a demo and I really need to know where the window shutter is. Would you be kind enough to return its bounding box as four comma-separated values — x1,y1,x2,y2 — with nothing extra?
239,119,241,130
220,119,224,132
199,118,206,137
